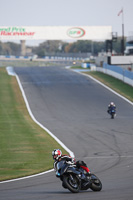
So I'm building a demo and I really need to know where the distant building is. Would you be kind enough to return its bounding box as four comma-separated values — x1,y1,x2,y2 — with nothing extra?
125,32,133,55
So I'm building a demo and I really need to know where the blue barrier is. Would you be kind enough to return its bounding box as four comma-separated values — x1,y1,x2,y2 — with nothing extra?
24,56,29,59
5,55,11,58
124,69,133,79
81,63,91,68
103,63,133,80
103,63,123,74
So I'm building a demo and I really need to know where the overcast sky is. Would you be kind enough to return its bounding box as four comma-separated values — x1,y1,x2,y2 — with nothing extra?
0,0,133,46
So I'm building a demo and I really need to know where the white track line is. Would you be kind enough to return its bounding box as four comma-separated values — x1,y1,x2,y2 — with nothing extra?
0,169,54,184
15,74,74,158
1,67,75,184
76,70,133,105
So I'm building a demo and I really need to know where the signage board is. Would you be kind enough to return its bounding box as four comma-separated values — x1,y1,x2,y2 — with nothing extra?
0,26,112,40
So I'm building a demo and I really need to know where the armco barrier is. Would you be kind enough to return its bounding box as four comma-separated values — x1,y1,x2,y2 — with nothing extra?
96,63,133,87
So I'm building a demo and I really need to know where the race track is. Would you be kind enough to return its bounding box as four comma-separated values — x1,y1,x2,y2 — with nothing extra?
0,65,133,200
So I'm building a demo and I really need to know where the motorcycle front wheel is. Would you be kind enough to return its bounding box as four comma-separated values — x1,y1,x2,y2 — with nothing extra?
111,113,115,119
89,174,102,191
63,174,80,193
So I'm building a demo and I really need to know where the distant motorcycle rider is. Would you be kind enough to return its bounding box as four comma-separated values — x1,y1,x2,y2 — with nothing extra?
107,102,116,114
52,149,91,177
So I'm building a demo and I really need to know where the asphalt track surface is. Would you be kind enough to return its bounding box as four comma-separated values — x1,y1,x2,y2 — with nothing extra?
0,65,133,200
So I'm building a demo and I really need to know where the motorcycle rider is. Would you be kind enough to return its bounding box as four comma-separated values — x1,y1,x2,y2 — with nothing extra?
107,102,116,114
52,149,91,178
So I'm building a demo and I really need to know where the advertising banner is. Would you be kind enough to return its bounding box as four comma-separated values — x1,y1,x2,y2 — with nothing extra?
0,26,112,40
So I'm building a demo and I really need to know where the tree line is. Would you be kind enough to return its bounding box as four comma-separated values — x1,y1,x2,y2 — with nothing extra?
0,37,125,57
0,41,21,56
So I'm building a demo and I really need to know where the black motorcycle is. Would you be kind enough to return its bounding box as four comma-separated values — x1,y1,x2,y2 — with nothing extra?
108,106,116,119
55,160,102,193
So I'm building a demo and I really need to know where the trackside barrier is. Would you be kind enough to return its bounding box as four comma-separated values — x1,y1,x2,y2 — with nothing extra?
96,63,133,87
82,63,96,70
0,55,84,60
82,63,90,68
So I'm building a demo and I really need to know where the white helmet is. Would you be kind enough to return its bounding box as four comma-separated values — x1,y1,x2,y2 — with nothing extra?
52,149,62,160
110,102,114,106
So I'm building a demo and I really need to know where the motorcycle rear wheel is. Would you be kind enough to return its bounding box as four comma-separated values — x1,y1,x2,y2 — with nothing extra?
63,174,80,193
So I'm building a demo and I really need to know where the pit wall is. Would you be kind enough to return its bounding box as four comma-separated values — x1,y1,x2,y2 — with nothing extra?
96,63,133,87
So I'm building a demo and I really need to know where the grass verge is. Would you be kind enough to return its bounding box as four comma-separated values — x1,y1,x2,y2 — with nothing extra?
84,71,133,102
0,67,67,181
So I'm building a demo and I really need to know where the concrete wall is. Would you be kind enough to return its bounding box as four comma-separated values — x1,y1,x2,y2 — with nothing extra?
95,55,133,70
95,55,108,66
111,56,133,65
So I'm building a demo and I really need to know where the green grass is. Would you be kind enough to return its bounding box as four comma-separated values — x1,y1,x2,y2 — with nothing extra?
71,66,82,69
0,67,67,181
84,71,133,102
